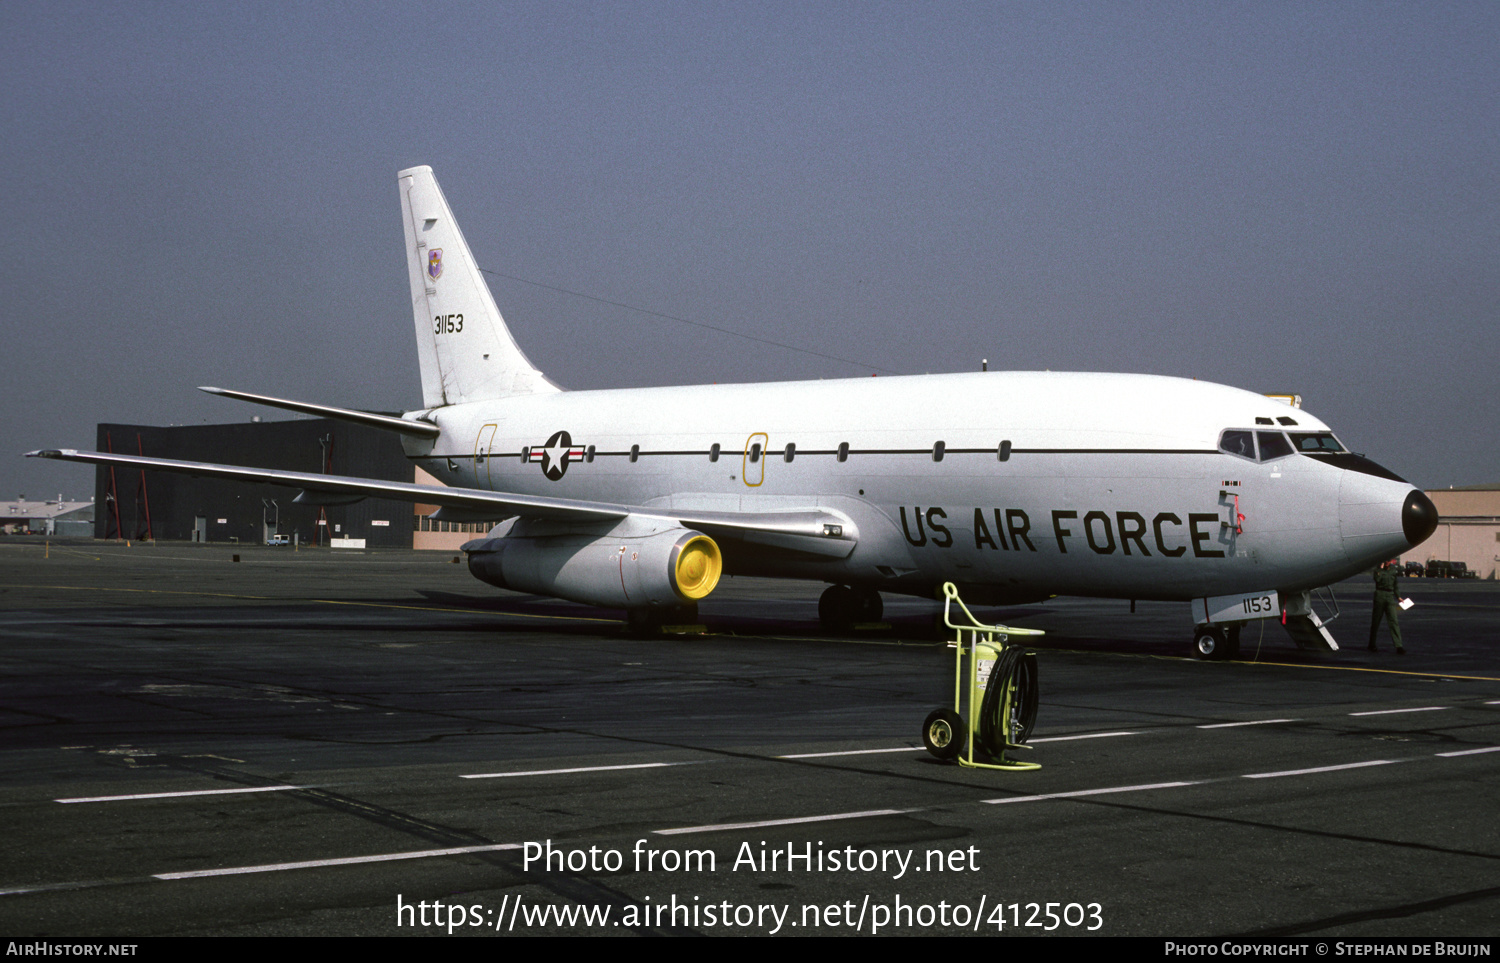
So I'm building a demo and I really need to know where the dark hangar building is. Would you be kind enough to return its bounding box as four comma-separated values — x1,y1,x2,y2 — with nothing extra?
94,419,416,548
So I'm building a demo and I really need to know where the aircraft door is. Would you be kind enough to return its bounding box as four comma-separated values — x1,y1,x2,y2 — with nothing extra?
475,423,498,490
742,433,768,487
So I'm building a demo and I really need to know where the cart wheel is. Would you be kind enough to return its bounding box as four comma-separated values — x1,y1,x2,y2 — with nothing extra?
922,708,965,760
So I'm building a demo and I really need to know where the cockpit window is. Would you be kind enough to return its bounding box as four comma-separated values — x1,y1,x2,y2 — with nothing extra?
1288,432,1345,454
1256,431,1295,461
1218,430,1256,460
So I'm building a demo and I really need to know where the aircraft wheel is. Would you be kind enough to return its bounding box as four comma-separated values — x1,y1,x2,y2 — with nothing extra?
852,587,883,623
818,585,858,632
922,708,965,760
1192,626,1226,661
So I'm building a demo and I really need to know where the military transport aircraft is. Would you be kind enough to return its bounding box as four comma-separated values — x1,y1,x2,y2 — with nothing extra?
31,166,1439,658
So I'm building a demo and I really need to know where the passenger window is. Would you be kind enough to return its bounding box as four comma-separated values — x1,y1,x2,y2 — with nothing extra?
932,441,945,462
1256,431,1294,461
837,442,849,463
629,444,640,463
709,443,720,463
749,443,762,464
1218,430,1256,460
783,443,795,463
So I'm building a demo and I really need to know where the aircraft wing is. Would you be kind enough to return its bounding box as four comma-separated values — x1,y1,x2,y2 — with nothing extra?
26,449,857,556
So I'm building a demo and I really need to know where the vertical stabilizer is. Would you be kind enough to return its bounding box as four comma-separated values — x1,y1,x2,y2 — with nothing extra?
398,166,559,408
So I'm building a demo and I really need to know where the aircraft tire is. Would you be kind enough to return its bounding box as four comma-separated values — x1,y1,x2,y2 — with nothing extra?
1192,625,1227,661
852,587,883,623
818,585,858,632
922,708,965,760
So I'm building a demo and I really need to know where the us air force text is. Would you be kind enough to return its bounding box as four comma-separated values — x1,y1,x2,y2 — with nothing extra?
900,506,1228,557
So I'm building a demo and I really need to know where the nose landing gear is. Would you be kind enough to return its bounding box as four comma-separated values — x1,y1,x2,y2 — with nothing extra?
1191,623,1242,660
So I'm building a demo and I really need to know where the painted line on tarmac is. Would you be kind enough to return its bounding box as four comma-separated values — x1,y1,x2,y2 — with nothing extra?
655,809,913,836
57,785,305,804
1242,759,1399,779
153,843,524,880
1197,719,1297,728
780,747,924,759
0,583,618,624
782,733,1140,758
1350,706,1449,716
984,781,1198,805
1232,660,1500,683
12,745,1497,893
1029,731,1138,743
461,762,692,779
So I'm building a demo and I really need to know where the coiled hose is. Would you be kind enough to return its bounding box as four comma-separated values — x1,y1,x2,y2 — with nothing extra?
978,647,1039,757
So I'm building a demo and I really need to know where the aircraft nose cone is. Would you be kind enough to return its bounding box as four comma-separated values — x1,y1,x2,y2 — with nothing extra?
1402,489,1439,547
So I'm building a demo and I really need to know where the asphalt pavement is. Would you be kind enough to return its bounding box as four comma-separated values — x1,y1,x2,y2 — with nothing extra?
1,538,1495,937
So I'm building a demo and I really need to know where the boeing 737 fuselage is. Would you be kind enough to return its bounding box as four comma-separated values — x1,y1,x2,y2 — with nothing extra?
31,166,1439,658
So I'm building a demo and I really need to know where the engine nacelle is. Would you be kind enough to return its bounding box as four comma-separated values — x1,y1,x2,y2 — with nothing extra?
466,524,722,610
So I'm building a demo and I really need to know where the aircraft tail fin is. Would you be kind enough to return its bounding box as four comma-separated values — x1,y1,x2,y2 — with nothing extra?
398,166,558,408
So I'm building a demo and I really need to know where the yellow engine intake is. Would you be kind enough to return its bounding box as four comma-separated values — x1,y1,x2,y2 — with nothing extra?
673,534,723,602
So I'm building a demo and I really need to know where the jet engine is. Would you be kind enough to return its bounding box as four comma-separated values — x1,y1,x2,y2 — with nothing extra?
466,523,723,610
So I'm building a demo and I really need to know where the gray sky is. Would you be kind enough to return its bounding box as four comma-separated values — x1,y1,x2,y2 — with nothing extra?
4,2,1496,500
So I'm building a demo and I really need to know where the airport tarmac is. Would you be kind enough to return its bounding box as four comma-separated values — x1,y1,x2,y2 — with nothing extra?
0,538,1496,937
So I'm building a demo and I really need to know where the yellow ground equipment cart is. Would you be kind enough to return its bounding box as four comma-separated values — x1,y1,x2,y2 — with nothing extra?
921,583,1045,771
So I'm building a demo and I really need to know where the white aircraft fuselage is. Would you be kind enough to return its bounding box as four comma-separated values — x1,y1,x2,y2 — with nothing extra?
412,369,1420,606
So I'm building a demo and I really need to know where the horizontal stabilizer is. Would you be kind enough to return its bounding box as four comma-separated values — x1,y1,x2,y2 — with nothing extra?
199,387,440,439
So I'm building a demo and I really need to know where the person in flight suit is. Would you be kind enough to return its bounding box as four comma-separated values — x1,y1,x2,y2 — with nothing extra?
1368,559,1405,654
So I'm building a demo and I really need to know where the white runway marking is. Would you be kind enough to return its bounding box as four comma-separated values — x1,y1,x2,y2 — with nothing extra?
779,747,923,758
460,762,688,779
1243,759,1397,779
154,843,523,879
21,741,1500,891
655,809,913,835
1029,731,1138,743
1349,706,1449,716
56,785,305,804
1197,719,1296,728
983,781,1197,805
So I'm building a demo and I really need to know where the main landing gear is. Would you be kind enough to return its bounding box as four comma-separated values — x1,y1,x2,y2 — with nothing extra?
818,584,882,632
1191,623,1242,661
